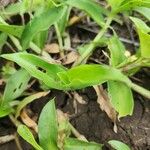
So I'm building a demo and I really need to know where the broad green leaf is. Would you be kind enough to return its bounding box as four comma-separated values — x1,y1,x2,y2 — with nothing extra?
0,33,7,52
108,35,127,67
3,69,30,104
0,24,24,38
108,81,134,118
108,140,131,150
17,125,43,150
58,64,131,90
130,17,150,33
134,7,150,21
65,0,107,27
38,99,58,150
64,138,102,150
15,91,49,118
1,52,67,89
21,6,66,50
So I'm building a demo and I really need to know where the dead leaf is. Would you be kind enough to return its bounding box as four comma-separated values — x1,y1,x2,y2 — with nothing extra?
63,51,79,65
93,85,117,132
44,43,60,54
73,92,87,104
20,109,38,133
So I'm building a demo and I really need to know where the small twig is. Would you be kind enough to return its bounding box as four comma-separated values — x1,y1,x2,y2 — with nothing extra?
0,134,15,144
14,133,23,150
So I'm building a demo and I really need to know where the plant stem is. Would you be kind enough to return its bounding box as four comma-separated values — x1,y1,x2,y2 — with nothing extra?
73,15,113,66
129,82,150,99
55,23,65,59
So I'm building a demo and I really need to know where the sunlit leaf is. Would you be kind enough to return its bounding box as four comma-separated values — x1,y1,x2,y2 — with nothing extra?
17,125,43,150
58,65,131,90
38,99,58,150
108,81,134,118
108,140,131,150
138,30,150,58
64,138,103,150
130,17,150,33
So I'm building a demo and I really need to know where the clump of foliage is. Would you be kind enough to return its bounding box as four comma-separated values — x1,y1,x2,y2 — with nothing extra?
0,0,150,149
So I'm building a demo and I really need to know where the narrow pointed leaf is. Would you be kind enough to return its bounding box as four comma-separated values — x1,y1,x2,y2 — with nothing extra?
108,35,127,66
0,24,24,38
15,91,49,118
130,17,150,58
3,69,30,104
108,140,131,150
64,138,102,150
65,0,107,26
21,6,66,50
17,125,43,150
1,53,67,89
38,99,58,150
134,7,150,21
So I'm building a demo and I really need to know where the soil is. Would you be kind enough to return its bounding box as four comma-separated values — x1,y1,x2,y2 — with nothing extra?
0,1,150,150
0,86,150,150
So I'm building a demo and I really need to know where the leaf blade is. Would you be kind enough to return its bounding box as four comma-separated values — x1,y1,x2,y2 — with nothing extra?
38,99,58,150
17,125,43,150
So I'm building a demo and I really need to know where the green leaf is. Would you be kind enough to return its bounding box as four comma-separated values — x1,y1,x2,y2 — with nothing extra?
134,7,150,21
3,69,30,104
17,125,43,150
130,17,150,58
116,0,150,13
1,52,67,89
38,99,58,150
57,6,70,35
65,0,107,27
0,104,13,118
108,81,134,118
0,24,24,38
33,30,48,49
21,6,66,50
106,0,124,11
138,30,150,58
64,138,102,150
58,65,131,90
0,33,7,53
108,34,127,67
108,140,131,150
15,91,49,118
130,17,150,33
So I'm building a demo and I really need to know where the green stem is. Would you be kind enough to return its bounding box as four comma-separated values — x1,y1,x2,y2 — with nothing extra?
55,23,65,59
73,15,113,66
129,82,150,99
